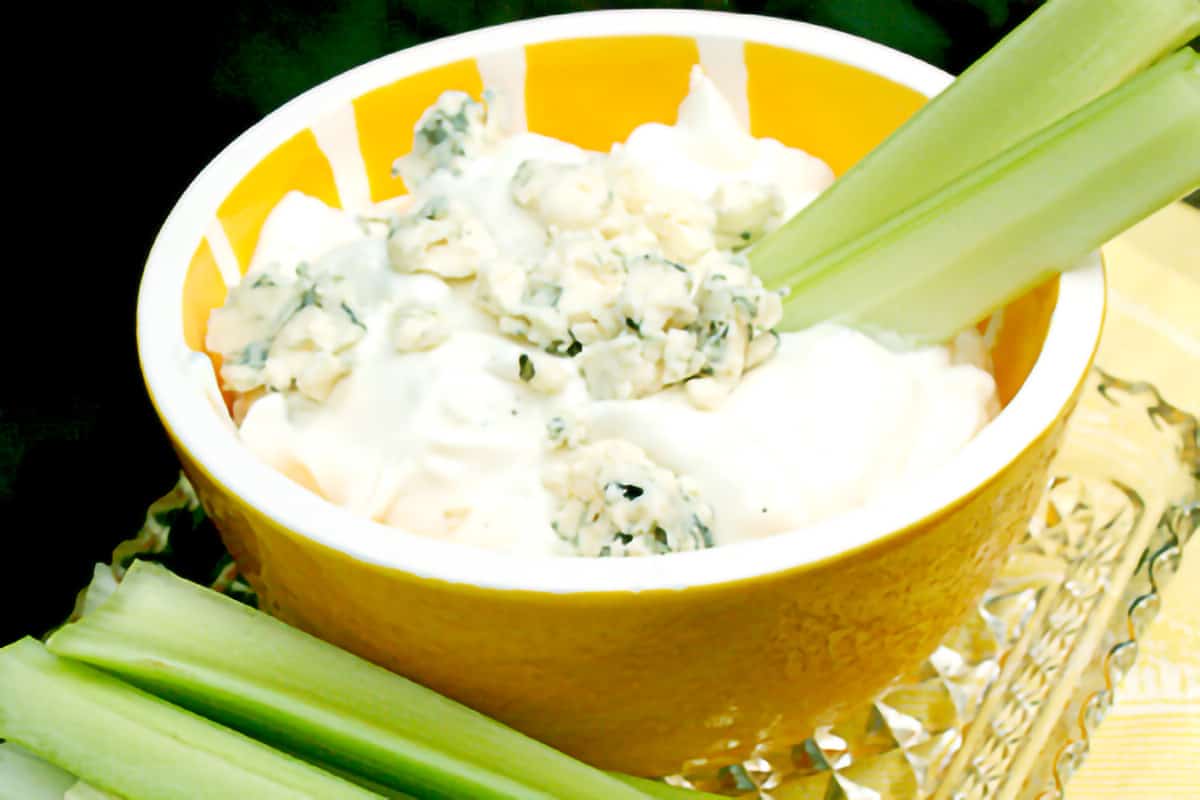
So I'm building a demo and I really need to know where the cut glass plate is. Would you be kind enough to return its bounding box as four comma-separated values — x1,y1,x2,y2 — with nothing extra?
96,367,1198,800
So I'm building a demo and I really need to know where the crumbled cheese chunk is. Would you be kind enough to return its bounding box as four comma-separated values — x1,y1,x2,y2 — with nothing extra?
471,154,787,407
393,91,499,187
544,439,715,556
546,412,588,449
391,306,448,352
388,197,496,279
712,179,784,250
474,231,625,348
512,159,613,229
206,263,367,402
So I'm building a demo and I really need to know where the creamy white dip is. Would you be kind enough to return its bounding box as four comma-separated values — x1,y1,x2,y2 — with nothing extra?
207,68,998,557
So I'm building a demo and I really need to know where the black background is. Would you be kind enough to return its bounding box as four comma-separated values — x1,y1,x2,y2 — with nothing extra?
2,1,1196,644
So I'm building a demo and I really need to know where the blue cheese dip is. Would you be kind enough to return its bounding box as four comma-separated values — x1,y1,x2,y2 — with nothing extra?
206,68,998,557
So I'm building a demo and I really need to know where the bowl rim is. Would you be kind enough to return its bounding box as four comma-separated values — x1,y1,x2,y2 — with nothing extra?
137,9,1106,593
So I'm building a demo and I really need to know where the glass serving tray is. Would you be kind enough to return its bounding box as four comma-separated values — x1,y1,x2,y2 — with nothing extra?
97,367,1198,800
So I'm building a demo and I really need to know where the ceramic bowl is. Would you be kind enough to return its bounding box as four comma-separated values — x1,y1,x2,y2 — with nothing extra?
137,10,1105,776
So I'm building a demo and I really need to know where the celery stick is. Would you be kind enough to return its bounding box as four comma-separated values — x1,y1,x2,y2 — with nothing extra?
0,638,382,800
0,742,77,799
775,49,1200,341
610,773,728,799
0,743,121,800
47,561,656,800
64,783,122,800
298,755,418,799
751,0,1200,288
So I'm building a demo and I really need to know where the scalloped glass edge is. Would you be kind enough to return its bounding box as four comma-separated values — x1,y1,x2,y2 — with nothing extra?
65,366,1200,800
939,367,1198,800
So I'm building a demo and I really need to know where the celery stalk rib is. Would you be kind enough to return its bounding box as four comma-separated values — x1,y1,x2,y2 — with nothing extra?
0,638,383,800
64,783,122,800
750,0,1200,289
0,742,78,800
610,773,728,799
47,561,656,800
775,49,1200,341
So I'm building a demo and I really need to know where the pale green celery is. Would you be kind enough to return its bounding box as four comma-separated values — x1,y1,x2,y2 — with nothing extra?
78,564,118,617
610,773,727,799
297,755,417,799
0,638,382,800
0,742,120,800
47,561,655,800
775,49,1200,341
751,0,1200,288
0,741,78,799
64,784,123,800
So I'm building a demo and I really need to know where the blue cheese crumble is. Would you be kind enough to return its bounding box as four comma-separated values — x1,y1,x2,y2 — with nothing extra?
544,440,715,557
207,262,367,402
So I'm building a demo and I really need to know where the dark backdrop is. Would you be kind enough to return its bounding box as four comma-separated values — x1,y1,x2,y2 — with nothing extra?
2,1,1194,644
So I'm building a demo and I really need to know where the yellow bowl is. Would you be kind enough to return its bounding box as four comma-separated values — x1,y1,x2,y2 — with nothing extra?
137,10,1105,777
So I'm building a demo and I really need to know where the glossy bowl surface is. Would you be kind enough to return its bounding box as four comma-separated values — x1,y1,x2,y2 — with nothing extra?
137,10,1105,774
